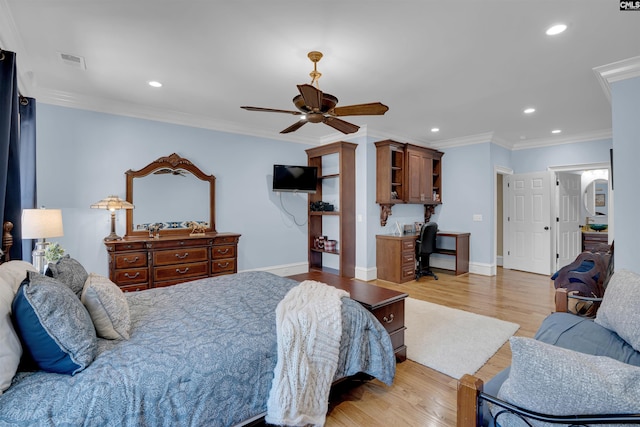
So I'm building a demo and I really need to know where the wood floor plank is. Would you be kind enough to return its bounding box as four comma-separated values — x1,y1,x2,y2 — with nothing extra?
289,267,555,426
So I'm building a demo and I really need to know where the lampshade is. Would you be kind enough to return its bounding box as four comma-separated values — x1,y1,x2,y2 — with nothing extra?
90,195,134,211
21,208,64,239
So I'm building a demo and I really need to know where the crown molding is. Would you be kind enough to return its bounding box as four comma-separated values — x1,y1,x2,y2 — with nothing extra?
511,129,612,150
36,87,320,145
428,132,495,150
594,55,640,103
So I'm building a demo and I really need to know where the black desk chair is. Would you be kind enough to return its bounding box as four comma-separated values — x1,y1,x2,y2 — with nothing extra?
415,222,438,280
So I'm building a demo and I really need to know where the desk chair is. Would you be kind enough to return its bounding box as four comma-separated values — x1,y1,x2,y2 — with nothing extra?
415,222,438,280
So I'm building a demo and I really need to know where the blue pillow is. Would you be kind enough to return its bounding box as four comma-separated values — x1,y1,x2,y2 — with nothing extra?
550,260,596,281
12,272,96,375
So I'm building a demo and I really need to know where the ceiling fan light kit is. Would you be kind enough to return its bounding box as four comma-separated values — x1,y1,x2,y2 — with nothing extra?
241,51,388,134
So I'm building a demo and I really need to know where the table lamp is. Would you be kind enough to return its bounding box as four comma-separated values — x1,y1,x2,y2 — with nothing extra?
21,208,64,273
90,195,134,241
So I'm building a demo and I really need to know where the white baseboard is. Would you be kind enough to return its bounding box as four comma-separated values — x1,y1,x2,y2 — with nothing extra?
355,266,377,282
496,255,503,266
240,262,309,277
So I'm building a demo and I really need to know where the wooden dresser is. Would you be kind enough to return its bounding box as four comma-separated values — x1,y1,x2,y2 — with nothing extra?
582,231,608,252
105,232,240,291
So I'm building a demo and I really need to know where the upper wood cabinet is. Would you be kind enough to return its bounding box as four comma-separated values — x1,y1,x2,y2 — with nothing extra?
375,140,444,226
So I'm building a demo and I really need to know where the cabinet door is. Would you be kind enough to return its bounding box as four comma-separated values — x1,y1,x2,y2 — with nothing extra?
406,148,433,203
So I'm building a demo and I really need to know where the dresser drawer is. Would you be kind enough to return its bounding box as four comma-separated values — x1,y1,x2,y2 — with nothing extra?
114,252,147,269
213,236,238,245
371,300,405,334
118,283,149,293
153,261,209,282
389,327,406,351
211,258,236,274
212,245,236,260
153,247,208,266
114,268,149,285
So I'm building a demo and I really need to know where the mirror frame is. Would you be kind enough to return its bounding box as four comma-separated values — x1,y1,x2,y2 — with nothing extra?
125,153,216,237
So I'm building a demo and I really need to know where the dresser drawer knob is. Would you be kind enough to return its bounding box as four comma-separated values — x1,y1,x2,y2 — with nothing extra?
123,256,139,264
175,252,189,259
176,267,190,274
217,248,230,255
382,313,395,324
124,272,140,279
216,262,230,268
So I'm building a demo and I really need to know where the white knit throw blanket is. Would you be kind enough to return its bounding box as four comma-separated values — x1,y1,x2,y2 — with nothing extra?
265,280,349,427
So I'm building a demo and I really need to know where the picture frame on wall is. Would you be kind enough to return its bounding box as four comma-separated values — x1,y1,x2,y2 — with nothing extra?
595,193,606,207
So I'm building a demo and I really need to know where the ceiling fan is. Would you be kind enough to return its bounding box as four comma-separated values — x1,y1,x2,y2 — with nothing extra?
241,51,389,134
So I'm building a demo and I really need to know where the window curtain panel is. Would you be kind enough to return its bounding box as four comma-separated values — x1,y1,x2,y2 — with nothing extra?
0,49,36,261
19,96,37,259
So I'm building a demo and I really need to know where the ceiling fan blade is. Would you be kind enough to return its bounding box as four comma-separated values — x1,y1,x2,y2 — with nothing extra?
331,102,389,116
323,117,360,134
280,120,308,134
297,84,323,111
241,106,302,115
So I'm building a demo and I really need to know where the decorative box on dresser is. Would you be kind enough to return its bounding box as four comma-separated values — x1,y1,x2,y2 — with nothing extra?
105,233,240,291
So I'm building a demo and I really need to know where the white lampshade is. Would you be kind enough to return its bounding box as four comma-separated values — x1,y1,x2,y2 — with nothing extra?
22,209,64,239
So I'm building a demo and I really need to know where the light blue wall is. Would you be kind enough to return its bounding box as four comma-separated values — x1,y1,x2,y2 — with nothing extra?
611,76,640,273
36,104,313,276
511,139,612,173
434,143,494,266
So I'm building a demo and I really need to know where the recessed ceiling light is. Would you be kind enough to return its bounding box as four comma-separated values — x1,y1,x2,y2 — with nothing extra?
546,24,567,36
431,127,439,133
148,81,162,88
551,129,562,134
524,107,536,114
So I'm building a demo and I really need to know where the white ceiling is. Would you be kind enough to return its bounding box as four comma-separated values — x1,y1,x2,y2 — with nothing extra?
1,0,639,148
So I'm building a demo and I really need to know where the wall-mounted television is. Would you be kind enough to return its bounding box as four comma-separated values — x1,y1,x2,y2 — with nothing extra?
272,164,318,193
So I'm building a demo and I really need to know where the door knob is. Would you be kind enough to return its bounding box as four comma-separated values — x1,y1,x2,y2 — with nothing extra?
544,226,549,230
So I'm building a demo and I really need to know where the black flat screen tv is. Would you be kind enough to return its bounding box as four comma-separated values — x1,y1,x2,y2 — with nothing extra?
272,164,318,193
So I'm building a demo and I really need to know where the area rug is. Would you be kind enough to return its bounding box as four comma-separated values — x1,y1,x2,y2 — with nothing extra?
405,297,520,379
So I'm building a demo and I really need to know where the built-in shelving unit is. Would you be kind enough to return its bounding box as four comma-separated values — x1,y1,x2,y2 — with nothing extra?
306,141,356,278
375,140,444,225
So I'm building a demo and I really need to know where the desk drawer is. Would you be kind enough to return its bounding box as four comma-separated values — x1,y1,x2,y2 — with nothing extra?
114,252,147,269
153,247,208,266
371,300,405,334
402,239,415,251
154,261,209,282
401,251,415,265
212,245,236,260
401,265,416,282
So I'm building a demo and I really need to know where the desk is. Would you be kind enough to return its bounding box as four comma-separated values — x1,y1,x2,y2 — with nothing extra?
376,231,470,283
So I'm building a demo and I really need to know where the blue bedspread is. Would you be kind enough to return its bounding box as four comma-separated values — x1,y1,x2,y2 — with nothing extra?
0,271,395,426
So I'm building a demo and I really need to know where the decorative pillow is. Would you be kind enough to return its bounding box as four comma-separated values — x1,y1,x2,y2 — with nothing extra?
0,260,37,294
81,273,131,340
45,254,88,297
494,337,640,426
0,277,21,393
12,272,97,375
595,269,640,352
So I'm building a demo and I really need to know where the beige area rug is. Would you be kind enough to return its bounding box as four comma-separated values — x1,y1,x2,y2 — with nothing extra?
405,297,520,379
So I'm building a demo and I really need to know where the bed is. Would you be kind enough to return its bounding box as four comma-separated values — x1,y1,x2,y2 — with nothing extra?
0,233,395,426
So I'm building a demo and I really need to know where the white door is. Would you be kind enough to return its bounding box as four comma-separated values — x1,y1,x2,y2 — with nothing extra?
504,172,554,275
556,172,582,270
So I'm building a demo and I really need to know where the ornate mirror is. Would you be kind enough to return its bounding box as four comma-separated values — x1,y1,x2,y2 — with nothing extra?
125,153,216,237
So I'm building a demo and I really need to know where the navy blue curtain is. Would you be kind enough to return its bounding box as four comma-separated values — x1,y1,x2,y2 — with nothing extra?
0,49,37,261
20,96,37,258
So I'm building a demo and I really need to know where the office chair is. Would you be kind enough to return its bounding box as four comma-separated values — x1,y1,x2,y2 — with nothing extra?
415,222,438,280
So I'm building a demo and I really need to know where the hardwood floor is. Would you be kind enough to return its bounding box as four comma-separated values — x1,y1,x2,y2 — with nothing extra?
290,267,555,427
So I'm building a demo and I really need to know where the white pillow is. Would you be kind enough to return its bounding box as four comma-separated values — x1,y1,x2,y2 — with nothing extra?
595,269,640,352
0,260,37,294
81,273,131,340
0,277,21,394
